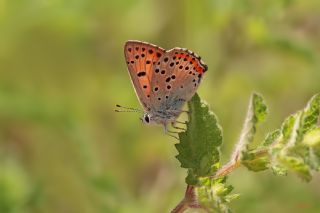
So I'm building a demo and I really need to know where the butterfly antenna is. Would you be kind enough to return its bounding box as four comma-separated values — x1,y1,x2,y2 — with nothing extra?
115,104,142,113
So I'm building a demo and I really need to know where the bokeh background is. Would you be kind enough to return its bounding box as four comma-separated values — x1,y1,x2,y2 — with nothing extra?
1,0,320,212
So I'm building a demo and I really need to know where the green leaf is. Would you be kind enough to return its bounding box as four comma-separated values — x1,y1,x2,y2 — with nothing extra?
303,128,320,147
271,164,287,176
303,128,320,170
308,148,320,171
233,93,267,163
196,177,239,213
241,147,270,172
242,156,269,171
269,94,320,181
271,111,309,180
278,155,312,181
282,93,320,147
281,114,297,142
282,112,302,150
262,129,281,147
299,94,320,136
175,93,223,185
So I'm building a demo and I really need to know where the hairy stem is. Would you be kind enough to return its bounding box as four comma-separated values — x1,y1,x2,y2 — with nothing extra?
212,148,269,179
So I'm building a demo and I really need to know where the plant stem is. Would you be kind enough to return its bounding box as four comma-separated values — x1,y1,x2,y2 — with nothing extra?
172,148,270,212
212,148,269,179
213,160,241,179
171,185,199,213
171,200,188,213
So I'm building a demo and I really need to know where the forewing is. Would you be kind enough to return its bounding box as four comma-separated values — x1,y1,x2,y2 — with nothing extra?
124,40,165,110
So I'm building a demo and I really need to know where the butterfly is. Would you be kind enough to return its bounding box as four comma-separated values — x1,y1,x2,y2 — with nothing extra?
117,40,207,137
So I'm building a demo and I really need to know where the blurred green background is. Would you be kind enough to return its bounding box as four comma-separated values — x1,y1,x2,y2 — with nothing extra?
1,0,320,212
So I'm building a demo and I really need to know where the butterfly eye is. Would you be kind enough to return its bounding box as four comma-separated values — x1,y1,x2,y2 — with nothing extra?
143,114,150,123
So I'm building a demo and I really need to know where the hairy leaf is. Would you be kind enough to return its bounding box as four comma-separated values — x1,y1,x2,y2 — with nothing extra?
196,177,239,213
303,128,320,170
299,94,320,136
281,114,297,142
229,93,268,174
278,155,312,181
175,93,223,185
271,164,287,176
233,93,267,161
262,129,281,147
242,156,269,171
303,128,320,147
269,94,320,181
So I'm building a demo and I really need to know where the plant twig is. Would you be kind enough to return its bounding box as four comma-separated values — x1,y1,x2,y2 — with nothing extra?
212,148,269,179
171,200,188,213
172,148,271,212
213,160,241,179
171,185,200,213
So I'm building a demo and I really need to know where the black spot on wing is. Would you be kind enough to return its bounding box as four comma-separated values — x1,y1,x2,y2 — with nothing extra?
137,71,146,77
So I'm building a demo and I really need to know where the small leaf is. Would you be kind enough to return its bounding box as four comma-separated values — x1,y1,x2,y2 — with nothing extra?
299,94,320,136
175,93,223,185
303,128,320,170
242,156,269,171
278,155,312,182
241,148,270,172
196,177,238,213
283,94,320,146
271,164,287,176
282,112,302,149
281,114,297,142
303,128,320,147
268,94,320,181
253,93,268,122
270,110,309,181
262,129,281,147
237,93,267,160
307,148,320,171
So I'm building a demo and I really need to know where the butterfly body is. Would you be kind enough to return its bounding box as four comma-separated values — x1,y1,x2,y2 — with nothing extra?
124,40,207,131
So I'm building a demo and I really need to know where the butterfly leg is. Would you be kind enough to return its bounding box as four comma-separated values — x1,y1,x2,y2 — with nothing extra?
180,110,190,114
171,121,186,131
175,120,187,125
164,124,179,140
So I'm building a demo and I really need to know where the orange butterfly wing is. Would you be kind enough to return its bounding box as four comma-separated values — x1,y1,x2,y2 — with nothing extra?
150,48,207,112
124,40,165,110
